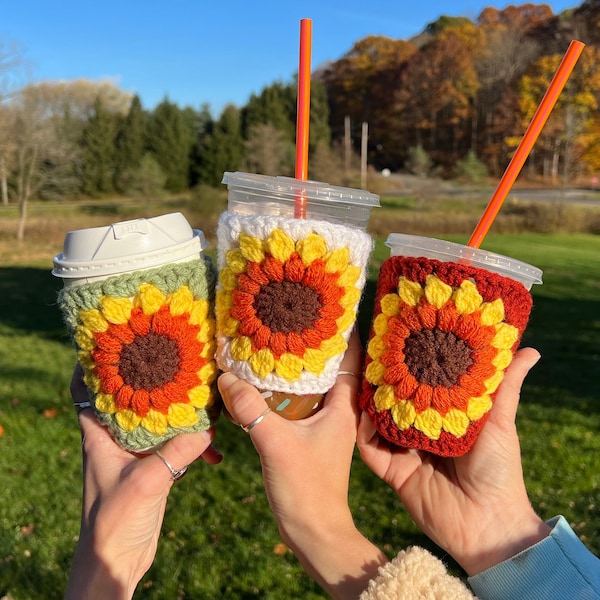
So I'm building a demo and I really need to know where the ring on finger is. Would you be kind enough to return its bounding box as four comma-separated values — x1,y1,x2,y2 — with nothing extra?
240,407,272,433
155,450,188,482
73,401,92,414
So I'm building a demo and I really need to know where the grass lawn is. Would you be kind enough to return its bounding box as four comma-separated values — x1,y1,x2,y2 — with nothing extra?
0,205,599,598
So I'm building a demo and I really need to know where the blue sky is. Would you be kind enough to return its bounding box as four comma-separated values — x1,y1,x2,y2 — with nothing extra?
3,1,578,116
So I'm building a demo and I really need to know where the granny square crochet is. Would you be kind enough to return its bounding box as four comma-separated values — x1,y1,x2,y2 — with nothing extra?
57,258,219,452
359,255,533,457
216,211,373,396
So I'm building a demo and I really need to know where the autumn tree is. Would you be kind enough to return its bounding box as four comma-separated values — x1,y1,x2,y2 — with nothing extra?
243,122,294,176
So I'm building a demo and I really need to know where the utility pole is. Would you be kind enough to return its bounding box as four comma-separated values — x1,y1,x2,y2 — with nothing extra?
361,121,368,189
344,115,351,175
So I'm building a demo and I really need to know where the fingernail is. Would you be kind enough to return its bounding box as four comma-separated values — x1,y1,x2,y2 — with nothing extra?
217,372,239,394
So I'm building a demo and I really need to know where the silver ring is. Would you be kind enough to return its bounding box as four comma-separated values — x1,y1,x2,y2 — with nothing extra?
155,450,188,482
74,401,92,413
241,407,272,433
337,371,360,379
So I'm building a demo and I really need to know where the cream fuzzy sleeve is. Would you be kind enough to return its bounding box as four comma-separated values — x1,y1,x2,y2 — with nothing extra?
359,547,476,600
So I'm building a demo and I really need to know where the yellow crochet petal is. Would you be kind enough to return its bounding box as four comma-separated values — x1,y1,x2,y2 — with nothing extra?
442,409,470,437
137,283,165,315
220,315,239,337
275,353,304,381
219,268,238,292
74,328,96,351
95,393,116,414
296,233,327,265
325,247,350,273
302,348,327,375
336,308,356,333
168,286,194,316
480,298,505,326
198,361,217,385
200,339,216,359
424,275,452,309
340,286,361,308
453,280,483,315
197,318,215,343
188,384,212,409
391,400,417,430
265,229,295,263
492,348,514,370
319,333,347,357
216,289,232,311
230,336,253,361
374,384,396,411
141,409,169,434
226,248,247,274
373,313,390,336
467,394,493,421
398,278,425,307
239,233,265,263
83,370,101,393
99,296,133,324
249,349,276,378
338,265,361,287
365,359,386,386
380,293,400,317
79,308,108,333
115,409,142,432
414,408,443,439
484,370,505,395
168,403,199,428
367,335,386,360
492,323,519,350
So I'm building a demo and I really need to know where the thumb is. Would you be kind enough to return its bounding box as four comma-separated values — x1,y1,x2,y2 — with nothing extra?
490,347,541,426
218,372,273,435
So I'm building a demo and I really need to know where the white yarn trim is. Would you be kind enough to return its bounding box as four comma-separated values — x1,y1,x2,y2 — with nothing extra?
216,211,373,394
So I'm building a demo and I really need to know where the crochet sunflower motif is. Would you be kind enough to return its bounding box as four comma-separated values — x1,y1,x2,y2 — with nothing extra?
57,259,218,452
216,212,372,395
360,256,533,457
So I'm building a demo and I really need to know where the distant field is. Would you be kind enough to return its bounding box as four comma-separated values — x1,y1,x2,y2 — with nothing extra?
0,198,599,598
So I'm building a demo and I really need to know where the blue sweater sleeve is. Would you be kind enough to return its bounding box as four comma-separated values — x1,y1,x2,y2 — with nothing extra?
468,516,600,599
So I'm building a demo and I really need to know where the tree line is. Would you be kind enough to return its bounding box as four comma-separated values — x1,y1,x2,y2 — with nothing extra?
1,2,600,239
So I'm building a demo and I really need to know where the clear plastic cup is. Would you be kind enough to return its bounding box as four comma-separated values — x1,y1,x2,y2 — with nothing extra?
217,172,380,419
53,213,218,452
359,233,542,456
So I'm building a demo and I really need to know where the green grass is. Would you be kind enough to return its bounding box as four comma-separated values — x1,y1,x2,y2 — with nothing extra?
1,232,599,598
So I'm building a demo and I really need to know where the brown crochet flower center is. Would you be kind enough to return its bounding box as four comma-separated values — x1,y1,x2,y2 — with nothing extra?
404,329,473,387
254,280,322,334
119,332,180,390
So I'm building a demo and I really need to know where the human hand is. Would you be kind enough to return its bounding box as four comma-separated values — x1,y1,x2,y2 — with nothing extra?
65,365,222,600
357,347,551,576
218,329,388,599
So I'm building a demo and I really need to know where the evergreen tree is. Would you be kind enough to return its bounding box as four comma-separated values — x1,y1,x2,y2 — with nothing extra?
241,82,296,141
113,95,147,191
80,96,118,195
197,104,244,186
189,103,214,187
146,98,193,192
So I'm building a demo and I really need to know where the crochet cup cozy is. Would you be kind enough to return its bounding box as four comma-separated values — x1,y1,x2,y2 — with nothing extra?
57,258,219,452
216,211,373,396
359,255,533,457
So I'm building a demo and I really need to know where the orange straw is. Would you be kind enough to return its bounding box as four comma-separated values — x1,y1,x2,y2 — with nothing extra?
467,39,585,248
294,18,312,218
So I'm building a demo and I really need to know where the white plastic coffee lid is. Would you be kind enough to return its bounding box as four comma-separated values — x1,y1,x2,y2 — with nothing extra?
53,212,208,281
222,171,380,229
386,233,543,290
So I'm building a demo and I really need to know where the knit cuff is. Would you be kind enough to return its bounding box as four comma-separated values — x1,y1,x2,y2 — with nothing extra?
359,546,474,600
57,257,219,452
215,211,373,395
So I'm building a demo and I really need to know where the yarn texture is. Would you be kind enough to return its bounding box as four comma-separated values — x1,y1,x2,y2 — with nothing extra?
359,255,532,457
57,258,219,452
216,211,373,395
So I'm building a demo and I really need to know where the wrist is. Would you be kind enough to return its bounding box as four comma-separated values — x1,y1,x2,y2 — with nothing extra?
65,534,140,600
279,508,388,599
459,510,552,576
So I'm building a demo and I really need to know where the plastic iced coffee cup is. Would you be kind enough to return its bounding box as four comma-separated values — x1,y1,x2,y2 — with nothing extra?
53,213,219,452
216,172,379,419
359,233,542,457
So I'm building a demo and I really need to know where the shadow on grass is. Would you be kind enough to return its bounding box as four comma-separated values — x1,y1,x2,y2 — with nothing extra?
0,267,67,343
